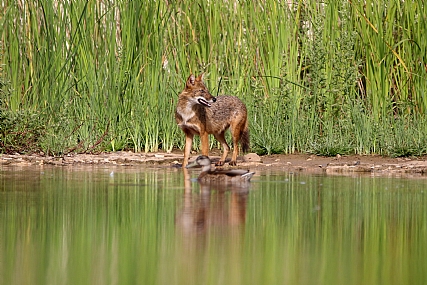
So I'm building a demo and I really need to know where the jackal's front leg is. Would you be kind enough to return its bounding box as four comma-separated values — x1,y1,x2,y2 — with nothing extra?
182,133,194,167
200,132,209,156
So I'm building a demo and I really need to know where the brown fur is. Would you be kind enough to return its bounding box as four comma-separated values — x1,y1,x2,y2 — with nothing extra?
175,74,250,167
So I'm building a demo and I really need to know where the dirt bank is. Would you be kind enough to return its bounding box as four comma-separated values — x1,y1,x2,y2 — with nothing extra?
2,150,427,177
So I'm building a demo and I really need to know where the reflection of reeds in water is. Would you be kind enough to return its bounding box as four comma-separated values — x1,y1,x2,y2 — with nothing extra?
2,168,427,284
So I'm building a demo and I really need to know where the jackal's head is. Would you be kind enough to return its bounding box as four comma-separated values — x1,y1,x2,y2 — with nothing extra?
184,74,216,107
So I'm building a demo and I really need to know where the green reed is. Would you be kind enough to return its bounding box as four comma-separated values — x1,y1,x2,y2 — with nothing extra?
1,0,427,156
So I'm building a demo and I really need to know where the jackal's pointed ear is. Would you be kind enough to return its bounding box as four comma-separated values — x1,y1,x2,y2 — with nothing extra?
186,74,196,88
196,73,204,82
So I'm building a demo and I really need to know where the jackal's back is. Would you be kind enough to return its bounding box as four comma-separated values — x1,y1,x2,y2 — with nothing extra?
204,95,249,152
206,95,247,123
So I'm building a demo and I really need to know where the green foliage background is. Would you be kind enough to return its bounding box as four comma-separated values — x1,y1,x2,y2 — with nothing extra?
1,0,427,156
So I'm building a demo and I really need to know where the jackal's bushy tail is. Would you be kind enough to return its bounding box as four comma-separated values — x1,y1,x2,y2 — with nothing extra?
240,125,250,153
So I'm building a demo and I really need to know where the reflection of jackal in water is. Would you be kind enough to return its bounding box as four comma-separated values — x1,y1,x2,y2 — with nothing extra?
175,74,250,167
176,169,249,236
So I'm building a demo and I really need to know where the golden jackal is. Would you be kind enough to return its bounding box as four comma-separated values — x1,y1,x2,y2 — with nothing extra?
175,74,250,167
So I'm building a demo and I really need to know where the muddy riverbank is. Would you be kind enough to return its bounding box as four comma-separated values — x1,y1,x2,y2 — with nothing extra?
2,150,427,177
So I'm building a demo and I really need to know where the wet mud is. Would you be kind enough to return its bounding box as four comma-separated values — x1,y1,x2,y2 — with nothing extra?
2,150,427,178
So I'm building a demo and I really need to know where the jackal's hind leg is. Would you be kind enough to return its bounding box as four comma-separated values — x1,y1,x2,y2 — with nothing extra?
213,132,230,166
229,128,243,166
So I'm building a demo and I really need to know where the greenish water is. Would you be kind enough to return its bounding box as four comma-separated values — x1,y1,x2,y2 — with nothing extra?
1,166,426,285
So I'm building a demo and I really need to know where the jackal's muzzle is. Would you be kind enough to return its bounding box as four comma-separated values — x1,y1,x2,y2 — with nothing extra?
197,96,216,107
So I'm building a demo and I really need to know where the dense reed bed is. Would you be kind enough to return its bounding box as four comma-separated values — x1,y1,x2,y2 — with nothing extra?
1,0,427,156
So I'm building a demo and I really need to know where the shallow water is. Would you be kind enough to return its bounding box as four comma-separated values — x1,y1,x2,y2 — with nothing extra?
1,166,426,285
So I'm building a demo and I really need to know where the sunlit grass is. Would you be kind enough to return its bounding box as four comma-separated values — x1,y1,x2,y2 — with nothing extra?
1,0,426,156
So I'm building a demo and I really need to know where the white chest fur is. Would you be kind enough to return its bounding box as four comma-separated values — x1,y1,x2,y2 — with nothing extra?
179,110,195,125
177,101,195,124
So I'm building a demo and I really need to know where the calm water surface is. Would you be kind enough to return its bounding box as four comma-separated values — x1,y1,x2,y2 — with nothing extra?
1,165,426,285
